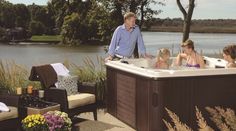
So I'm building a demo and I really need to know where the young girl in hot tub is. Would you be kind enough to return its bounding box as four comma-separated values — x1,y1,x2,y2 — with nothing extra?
155,48,170,69
223,44,236,68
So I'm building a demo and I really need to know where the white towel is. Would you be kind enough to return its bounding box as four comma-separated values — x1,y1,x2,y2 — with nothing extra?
51,63,70,88
50,63,70,76
0,102,10,112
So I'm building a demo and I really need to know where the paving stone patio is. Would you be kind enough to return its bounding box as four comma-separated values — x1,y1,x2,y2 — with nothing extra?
73,109,135,131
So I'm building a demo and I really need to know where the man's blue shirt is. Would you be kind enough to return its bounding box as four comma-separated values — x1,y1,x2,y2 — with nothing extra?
108,24,146,57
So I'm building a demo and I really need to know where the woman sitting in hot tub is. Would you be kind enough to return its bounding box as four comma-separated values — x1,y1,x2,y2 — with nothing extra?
223,44,236,68
175,39,205,68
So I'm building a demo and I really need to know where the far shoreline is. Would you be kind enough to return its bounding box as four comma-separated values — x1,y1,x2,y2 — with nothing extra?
1,29,235,45
143,26,236,34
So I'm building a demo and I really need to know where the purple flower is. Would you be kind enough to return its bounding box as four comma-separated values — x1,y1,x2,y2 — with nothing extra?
43,111,71,131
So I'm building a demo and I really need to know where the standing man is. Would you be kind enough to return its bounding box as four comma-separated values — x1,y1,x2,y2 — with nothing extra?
105,12,148,61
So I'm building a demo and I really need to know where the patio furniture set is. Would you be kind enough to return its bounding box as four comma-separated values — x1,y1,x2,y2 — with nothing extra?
0,63,98,131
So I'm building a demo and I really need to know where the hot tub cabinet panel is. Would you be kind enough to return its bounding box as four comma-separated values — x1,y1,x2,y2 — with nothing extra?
106,65,236,131
117,72,136,128
107,67,117,116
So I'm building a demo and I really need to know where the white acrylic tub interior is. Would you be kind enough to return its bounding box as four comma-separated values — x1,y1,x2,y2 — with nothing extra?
105,56,236,79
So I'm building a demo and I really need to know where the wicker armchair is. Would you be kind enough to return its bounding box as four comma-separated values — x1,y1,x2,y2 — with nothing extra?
29,64,98,121
44,82,97,120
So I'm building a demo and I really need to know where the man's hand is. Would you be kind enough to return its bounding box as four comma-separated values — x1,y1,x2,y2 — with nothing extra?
141,53,154,59
105,55,113,62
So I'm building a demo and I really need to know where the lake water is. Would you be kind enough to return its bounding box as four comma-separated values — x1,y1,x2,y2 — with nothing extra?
0,32,235,68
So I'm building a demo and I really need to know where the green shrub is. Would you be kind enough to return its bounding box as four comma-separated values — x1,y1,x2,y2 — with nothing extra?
69,56,106,102
0,60,41,94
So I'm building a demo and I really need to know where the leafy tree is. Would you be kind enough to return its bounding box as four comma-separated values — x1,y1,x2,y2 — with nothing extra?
138,0,164,28
46,2,56,34
61,11,97,45
0,0,15,28
14,4,31,28
61,13,81,45
28,4,55,34
98,0,164,29
86,1,116,43
48,0,71,32
61,0,114,45
29,20,45,35
0,27,8,41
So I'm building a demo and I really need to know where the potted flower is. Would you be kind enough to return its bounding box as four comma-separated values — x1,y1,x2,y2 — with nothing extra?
22,114,48,131
43,111,72,131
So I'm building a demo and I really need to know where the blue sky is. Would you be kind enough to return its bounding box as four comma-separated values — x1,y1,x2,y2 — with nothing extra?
6,0,236,19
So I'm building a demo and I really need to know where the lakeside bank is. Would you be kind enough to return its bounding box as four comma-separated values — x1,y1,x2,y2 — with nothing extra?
145,26,236,34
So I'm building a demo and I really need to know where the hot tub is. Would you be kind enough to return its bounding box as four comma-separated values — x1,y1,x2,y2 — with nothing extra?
105,57,236,131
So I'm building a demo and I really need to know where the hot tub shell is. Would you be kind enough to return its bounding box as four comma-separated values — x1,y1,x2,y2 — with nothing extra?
106,58,236,131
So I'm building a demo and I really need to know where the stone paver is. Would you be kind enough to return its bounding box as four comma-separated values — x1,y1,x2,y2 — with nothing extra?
75,109,135,131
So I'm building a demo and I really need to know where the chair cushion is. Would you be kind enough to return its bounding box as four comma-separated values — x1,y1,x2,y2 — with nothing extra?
67,93,95,109
0,106,18,121
57,75,78,96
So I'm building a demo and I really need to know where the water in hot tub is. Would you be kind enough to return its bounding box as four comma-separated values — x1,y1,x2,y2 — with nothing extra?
122,57,225,71
123,58,190,70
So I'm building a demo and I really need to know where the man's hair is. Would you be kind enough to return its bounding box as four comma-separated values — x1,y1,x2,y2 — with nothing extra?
124,12,136,20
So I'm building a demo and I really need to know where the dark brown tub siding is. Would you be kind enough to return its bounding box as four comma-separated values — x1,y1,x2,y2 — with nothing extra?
107,67,117,116
116,72,136,128
106,66,236,131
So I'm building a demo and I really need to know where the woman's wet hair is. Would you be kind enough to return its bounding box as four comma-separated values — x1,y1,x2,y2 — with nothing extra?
223,44,236,59
181,39,194,50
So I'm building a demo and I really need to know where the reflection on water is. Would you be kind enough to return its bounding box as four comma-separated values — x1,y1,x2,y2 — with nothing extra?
143,32,236,55
0,44,106,69
0,32,235,68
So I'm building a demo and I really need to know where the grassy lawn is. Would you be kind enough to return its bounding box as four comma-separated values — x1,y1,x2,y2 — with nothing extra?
30,35,61,42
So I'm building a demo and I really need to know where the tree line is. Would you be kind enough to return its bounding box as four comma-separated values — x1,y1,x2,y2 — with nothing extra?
1,0,235,45
0,0,164,45
0,0,55,41
145,18,236,34
150,18,236,27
